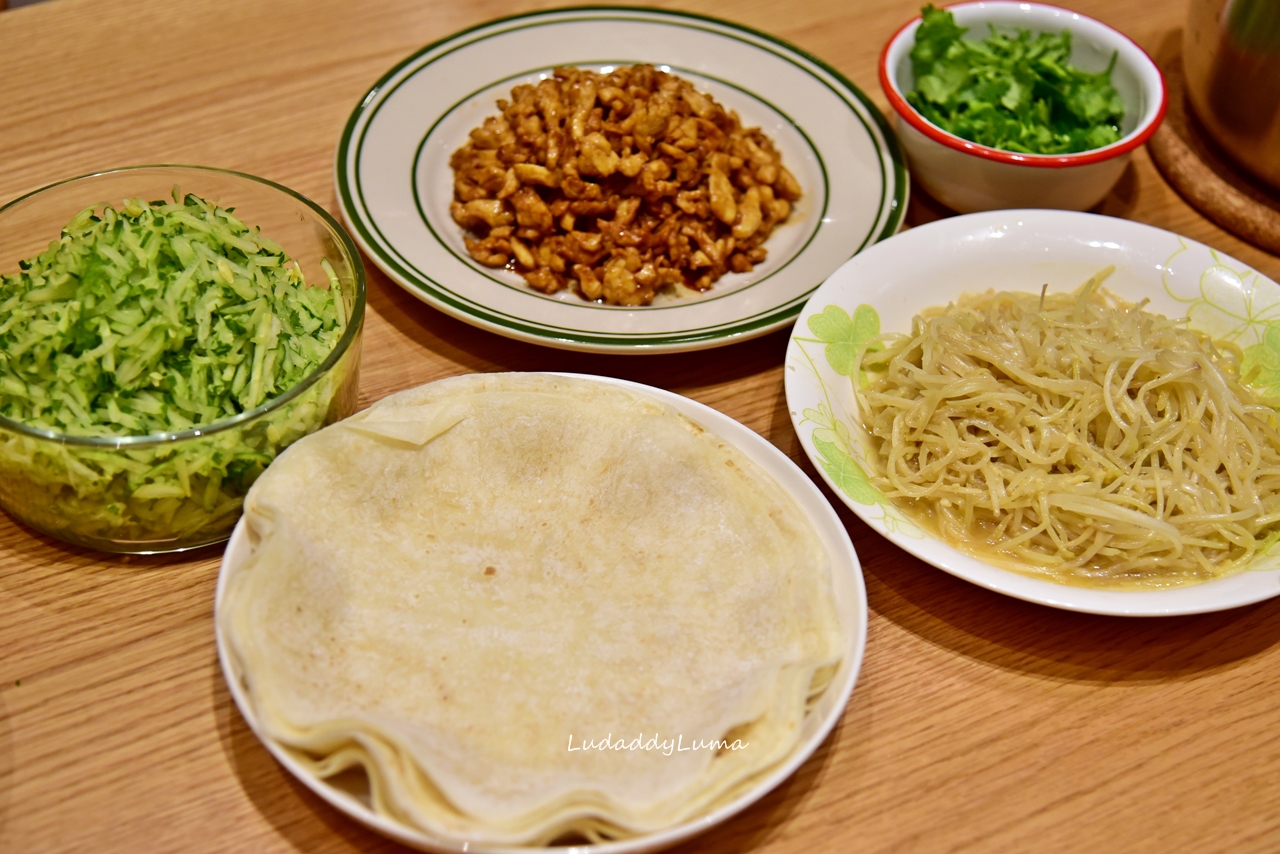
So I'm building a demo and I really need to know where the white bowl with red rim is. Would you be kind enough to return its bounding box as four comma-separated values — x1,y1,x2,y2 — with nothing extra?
879,1,1166,213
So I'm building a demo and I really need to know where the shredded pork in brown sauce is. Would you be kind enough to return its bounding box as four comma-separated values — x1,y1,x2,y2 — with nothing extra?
449,65,801,306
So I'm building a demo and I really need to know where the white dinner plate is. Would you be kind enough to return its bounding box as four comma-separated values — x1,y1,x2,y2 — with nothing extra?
335,7,906,353
785,210,1280,616
216,373,868,853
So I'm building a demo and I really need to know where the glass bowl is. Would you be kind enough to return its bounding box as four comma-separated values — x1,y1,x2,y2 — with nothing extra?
0,166,366,553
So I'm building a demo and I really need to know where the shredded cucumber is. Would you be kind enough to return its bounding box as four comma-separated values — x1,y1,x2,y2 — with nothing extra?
0,191,344,436
0,190,357,550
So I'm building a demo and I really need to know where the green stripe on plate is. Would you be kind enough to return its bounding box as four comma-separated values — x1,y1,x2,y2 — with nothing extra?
335,6,907,348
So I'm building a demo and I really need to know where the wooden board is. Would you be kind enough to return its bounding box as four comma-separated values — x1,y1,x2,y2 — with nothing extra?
1147,51,1280,255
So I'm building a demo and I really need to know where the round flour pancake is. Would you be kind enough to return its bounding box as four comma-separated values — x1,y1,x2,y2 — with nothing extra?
219,373,842,844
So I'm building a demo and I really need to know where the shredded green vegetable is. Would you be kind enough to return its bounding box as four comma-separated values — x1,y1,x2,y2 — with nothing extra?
906,5,1126,155
0,190,357,550
0,191,345,437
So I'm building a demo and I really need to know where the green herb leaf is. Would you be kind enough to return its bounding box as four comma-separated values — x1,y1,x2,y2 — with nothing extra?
907,5,1125,155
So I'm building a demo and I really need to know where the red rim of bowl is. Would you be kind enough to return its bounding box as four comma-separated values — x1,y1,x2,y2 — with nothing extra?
878,1,1167,168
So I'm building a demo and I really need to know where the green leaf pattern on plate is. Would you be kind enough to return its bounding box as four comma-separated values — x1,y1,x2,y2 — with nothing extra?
793,305,924,538
804,404,884,506
806,304,880,377
1242,325,1280,397
1163,241,1280,396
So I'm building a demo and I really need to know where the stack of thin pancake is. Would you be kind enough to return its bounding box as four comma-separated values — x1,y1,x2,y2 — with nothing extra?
219,373,843,845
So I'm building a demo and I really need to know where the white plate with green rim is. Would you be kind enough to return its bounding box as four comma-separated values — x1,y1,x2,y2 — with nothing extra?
785,209,1280,617
336,7,907,353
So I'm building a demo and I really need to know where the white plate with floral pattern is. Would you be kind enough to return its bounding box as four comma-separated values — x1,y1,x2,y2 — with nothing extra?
336,7,906,353
217,374,868,854
785,209,1280,616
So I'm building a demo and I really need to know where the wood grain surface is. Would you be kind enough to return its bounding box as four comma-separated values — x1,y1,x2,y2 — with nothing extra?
2,1,1280,853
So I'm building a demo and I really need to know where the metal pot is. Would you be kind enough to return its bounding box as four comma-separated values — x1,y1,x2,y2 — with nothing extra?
1183,0,1280,191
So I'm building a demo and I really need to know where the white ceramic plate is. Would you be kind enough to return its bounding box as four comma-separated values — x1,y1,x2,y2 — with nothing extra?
785,210,1280,616
335,7,906,353
216,373,868,853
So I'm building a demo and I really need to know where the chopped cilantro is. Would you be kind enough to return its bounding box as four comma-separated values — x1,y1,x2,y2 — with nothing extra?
906,5,1126,155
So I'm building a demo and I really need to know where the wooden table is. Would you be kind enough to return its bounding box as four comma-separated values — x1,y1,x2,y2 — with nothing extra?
3,0,1279,851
